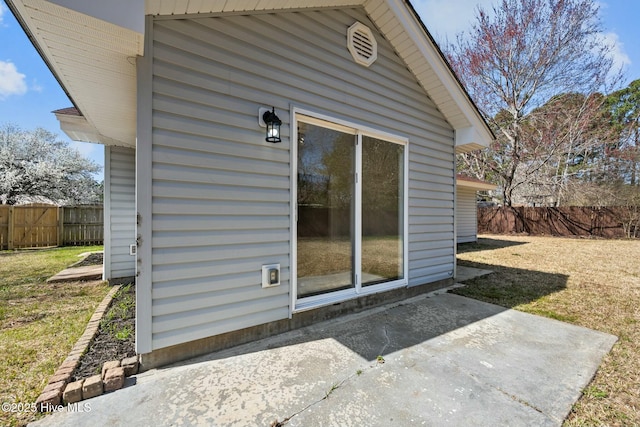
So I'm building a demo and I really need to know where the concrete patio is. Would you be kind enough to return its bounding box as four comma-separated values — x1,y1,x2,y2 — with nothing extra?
30,287,616,427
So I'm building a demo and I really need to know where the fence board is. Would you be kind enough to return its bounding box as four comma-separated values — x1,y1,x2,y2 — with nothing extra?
11,205,59,249
0,206,9,250
62,206,104,246
478,206,639,239
0,205,104,250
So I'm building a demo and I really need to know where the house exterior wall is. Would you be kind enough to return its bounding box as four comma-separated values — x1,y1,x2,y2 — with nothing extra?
456,186,478,244
141,7,455,352
103,145,136,280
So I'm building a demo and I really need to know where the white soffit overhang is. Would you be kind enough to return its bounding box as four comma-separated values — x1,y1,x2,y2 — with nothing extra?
8,0,142,147
456,177,497,191
9,0,492,149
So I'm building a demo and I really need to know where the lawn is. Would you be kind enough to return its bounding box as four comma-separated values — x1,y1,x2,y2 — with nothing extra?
454,235,640,426
297,236,402,279
0,246,110,427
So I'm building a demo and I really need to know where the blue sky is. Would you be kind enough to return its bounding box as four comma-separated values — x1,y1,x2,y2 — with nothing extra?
0,0,638,181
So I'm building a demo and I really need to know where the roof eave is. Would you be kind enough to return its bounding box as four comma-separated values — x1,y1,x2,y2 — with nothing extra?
5,0,79,114
392,0,494,147
53,109,125,146
10,0,493,150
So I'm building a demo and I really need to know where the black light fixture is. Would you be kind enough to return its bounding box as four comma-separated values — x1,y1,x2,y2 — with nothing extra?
262,107,282,143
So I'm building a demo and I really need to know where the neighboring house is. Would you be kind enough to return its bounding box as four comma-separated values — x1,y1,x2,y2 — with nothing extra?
8,0,492,368
456,175,497,243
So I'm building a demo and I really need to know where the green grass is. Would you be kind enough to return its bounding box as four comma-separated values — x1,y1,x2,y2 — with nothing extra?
0,246,110,427
454,235,640,426
100,284,135,341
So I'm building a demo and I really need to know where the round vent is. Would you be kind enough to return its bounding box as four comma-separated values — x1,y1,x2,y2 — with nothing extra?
347,22,377,67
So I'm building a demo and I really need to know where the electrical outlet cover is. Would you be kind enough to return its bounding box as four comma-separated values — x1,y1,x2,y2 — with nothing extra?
261,264,280,288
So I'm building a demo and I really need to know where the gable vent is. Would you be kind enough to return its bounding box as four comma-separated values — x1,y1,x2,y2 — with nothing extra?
347,22,377,67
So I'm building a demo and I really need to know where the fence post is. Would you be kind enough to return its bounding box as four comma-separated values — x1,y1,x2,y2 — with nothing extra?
7,206,14,250
58,207,64,247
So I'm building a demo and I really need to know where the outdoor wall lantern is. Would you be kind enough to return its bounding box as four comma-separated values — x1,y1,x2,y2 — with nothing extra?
258,107,282,143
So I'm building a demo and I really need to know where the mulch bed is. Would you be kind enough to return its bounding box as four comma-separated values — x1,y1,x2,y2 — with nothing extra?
72,252,104,268
71,283,136,381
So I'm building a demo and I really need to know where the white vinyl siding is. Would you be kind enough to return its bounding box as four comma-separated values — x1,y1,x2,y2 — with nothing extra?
104,145,136,280
144,7,455,351
456,186,478,244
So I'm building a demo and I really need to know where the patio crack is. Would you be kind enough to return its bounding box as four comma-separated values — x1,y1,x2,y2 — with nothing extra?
379,322,391,356
447,358,555,423
270,352,389,426
269,373,356,427
494,386,546,416
270,314,393,426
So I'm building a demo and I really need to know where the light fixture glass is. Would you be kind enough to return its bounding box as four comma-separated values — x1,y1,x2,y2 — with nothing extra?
262,107,282,143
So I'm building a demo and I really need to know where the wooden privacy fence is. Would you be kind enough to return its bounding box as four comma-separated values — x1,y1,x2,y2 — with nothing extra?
0,205,103,250
478,206,639,239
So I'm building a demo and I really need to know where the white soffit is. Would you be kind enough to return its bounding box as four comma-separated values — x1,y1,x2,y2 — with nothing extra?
144,0,362,15
53,108,123,145
9,0,142,146
10,0,491,149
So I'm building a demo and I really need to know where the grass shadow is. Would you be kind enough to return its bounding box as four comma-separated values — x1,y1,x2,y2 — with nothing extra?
458,237,529,253
452,259,570,316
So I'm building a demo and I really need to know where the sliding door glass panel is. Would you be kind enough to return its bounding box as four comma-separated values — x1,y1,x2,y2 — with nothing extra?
361,136,404,286
297,122,355,298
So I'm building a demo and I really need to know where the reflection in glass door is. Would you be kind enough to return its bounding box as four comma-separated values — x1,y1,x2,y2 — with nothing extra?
361,136,404,286
296,121,355,298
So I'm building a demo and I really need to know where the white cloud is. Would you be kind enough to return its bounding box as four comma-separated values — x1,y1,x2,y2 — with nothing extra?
601,32,632,72
30,78,43,93
0,60,28,99
413,0,495,44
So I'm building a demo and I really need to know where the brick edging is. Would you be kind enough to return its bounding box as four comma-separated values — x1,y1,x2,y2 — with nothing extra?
35,285,121,410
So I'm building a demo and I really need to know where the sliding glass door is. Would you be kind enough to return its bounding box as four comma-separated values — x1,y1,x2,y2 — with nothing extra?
295,114,406,304
296,121,356,298
361,136,404,286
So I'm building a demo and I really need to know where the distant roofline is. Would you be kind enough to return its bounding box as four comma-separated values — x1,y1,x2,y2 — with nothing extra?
456,174,496,190
52,107,82,116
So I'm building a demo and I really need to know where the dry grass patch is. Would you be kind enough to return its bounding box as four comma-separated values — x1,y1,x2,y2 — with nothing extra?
454,235,640,426
297,236,402,279
0,247,110,427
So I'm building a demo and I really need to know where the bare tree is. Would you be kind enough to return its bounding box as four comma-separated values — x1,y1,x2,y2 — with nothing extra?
448,0,620,206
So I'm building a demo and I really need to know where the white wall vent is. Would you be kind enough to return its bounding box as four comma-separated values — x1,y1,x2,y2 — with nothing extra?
347,22,377,67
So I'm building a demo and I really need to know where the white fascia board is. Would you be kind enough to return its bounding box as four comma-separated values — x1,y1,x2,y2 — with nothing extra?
48,0,144,34
383,0,493,146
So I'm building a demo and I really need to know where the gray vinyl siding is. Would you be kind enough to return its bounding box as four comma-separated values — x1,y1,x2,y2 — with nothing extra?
104,146,136,280
456,187,478,244
148,7,455,350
